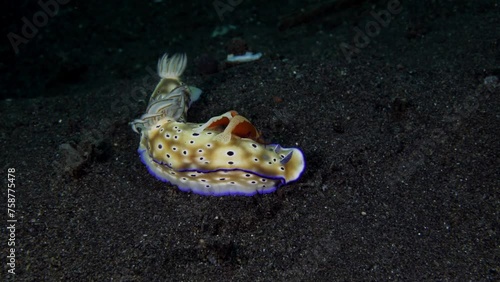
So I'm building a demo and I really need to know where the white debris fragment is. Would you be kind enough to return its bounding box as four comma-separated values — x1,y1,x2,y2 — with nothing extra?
483,75,498,87
211,25,237,38
226,52,262,63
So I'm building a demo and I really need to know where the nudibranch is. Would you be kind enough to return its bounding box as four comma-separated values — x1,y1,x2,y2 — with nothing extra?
131,53,305,196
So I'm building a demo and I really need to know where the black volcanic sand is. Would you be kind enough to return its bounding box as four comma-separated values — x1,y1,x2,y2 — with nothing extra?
1,0,499,280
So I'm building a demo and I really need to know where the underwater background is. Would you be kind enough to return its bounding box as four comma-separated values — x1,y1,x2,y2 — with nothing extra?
1,0,499,280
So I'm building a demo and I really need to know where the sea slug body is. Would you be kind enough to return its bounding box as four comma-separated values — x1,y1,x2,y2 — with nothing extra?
131,53,305,196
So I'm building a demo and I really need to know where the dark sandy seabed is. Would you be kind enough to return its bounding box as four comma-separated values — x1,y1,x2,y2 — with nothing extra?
1,0,499,280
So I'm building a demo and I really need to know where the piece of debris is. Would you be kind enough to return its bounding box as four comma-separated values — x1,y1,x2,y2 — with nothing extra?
211,25,237,38
226,52,262,63
273,96,283,103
